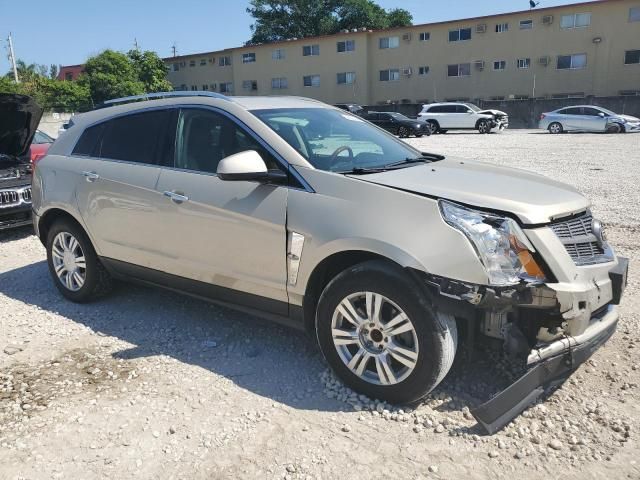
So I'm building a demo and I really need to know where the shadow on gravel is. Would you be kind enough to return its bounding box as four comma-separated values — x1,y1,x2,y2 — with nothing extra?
0,260,525,421
0,225,34,244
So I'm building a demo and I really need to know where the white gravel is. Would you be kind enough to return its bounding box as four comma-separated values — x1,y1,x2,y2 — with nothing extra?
1,129,639,479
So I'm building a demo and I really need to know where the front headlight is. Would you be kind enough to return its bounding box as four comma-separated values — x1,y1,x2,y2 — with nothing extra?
439,200,546,286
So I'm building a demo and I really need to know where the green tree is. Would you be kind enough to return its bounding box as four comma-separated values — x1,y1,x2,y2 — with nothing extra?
127,49,173,93
0,76,22,94
81,49,146,104
246,0,412,44
49,64,59,80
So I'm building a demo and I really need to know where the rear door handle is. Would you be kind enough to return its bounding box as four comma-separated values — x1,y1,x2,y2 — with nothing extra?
82,171,99,182
163,190,189,204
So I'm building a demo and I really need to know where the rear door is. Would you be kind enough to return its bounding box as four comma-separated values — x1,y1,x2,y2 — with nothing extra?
74,109,175,269
153,107,289,311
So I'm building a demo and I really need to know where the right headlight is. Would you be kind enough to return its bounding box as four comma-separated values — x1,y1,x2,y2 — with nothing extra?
439,200,546,286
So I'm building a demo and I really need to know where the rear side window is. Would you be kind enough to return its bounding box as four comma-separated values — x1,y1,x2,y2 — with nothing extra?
99,110,172,164
72,123,106,156
427,106,443,113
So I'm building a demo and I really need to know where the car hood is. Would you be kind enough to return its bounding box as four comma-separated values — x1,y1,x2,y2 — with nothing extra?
477,109,508,117
618,114,640,122
349,159,589,224
0,93,43,158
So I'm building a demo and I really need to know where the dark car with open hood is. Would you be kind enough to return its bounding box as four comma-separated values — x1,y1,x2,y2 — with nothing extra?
0,94,43,231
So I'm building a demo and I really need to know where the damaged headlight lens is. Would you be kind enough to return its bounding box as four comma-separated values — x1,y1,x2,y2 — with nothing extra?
439,200,546,286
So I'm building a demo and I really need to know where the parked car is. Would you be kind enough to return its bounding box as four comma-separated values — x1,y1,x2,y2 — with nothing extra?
0,93,42,231
539,105,640,134
363,111,430,138
418,102,509,134
33,92,627,433
334,103,365,116
30,130,54,164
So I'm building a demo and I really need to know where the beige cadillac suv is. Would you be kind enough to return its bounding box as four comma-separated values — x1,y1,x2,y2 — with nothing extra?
32,92,628,433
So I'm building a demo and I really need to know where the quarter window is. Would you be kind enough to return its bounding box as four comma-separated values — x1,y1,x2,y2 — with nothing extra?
337,72,356,85
449,28,472,42
379,69,400,81
557,53,587,69
303,75,320,87
419,32,430,41
447,63,471,77
98,110,172,165
495,23,509,33
174,109,279,174
560,13,591,28
519,19,533,29
337,40,355,52
625,50,640,65
517,58,531,69
379,36,400,49
493,60,507,70
302,44,320,56
72,123,106,157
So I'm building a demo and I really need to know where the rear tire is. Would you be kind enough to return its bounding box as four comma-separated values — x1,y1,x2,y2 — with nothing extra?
46,219,113,303
315,260,457,404
548,122,563,134
397,126,409,138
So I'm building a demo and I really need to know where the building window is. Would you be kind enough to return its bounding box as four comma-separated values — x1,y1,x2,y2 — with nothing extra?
517,58,531,69
495,23,509,33
337,40,355,53
172,63,180,72
519,19,533,29
200,59,207,66
65,72,73,81
418,66,430,76
379,36,400,49
189,60,196,67
242,80,258,91
493,60,507,70
625,50,640,65
220,82,233,93
302,44,320,56
272,49,285,60
303,74,320,87
490,96,505,101
271,77,288,89
379,69,400,81
209,83,217,91
219,56,232,66
557,53,587,69
447,63,471,77
560,13,591,29
630,7,640,22
190,85,197,91
448,28,472,42
337,72,356,85
242,53,256,64
419,32,430,41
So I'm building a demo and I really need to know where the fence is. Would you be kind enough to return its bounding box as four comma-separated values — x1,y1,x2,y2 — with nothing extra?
363,95,640,128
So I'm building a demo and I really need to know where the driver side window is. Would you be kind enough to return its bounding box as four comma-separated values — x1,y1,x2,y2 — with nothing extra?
174,108,280,174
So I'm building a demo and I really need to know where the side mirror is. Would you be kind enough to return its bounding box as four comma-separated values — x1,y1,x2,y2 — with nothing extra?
217,150,287,184
598,112,605,118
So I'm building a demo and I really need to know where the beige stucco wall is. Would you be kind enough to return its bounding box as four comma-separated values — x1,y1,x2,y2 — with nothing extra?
164,0,640,105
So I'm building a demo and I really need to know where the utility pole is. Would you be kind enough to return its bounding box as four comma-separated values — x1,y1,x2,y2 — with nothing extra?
7,33,19,83
171,43,177,57
134,38,140,51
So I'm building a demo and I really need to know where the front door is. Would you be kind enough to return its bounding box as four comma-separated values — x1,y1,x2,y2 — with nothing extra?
154,107,289,312
581,107,608,132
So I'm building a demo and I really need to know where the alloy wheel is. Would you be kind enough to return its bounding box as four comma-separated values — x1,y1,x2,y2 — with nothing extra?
549,123,562,134
398,127,408,138
51,232,87,292
331,291,419,386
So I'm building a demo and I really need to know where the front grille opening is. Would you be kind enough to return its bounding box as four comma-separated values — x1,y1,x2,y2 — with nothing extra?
550,211,611,266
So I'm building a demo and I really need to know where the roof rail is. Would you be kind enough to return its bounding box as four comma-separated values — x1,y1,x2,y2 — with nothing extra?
101,91,231,107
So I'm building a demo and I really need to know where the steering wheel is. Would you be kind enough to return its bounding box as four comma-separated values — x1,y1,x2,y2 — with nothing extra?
329,146,354,168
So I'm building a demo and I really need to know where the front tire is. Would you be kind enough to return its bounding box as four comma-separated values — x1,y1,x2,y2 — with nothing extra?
477,119,491,134
606,123,623,134
46,219,113,303
316,261,457,404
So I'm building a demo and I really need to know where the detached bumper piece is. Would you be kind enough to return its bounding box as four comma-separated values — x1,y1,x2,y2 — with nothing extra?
472,305,619,434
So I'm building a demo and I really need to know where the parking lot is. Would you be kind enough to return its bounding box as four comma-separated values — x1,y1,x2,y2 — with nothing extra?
1,129,638,479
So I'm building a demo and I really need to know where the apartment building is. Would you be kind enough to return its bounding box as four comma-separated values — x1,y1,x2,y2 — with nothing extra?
165,0,640,104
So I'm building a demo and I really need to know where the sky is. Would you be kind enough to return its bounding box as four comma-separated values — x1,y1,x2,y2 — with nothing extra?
0,0,595,72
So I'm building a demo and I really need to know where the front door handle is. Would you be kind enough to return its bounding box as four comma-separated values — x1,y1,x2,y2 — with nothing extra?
82,171,99,182
163,190,189,204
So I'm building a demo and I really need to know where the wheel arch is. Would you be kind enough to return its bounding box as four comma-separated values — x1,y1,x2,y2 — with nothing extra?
38,208,88,247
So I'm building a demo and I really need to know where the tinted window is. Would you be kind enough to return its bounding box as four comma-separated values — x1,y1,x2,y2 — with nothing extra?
427,106,444,113
72,123,106,156
99,110,171,164
583,107,603,116
33,131,53,144
562,107,582,115
175,109,279,174
455,105,471,113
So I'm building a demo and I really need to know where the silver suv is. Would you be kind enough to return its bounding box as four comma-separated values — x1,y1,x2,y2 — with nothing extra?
32,92,627,433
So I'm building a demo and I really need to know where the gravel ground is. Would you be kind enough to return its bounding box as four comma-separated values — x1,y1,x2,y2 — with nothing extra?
1,129,639,480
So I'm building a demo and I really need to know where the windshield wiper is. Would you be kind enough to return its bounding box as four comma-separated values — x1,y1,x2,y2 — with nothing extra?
344,167,389,175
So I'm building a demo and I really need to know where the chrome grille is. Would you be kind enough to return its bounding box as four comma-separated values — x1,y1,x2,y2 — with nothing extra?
0,186,32,209
550,212,609,266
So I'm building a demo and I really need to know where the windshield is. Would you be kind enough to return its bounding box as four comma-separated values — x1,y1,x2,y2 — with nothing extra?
33,131,53,144
252,108,432,173
465,103,481,112
388,112,410,121
596,107,616,116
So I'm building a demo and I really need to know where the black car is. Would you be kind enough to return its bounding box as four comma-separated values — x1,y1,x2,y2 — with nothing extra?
363,111,430,138
0,94,43,231
334,103,365,116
